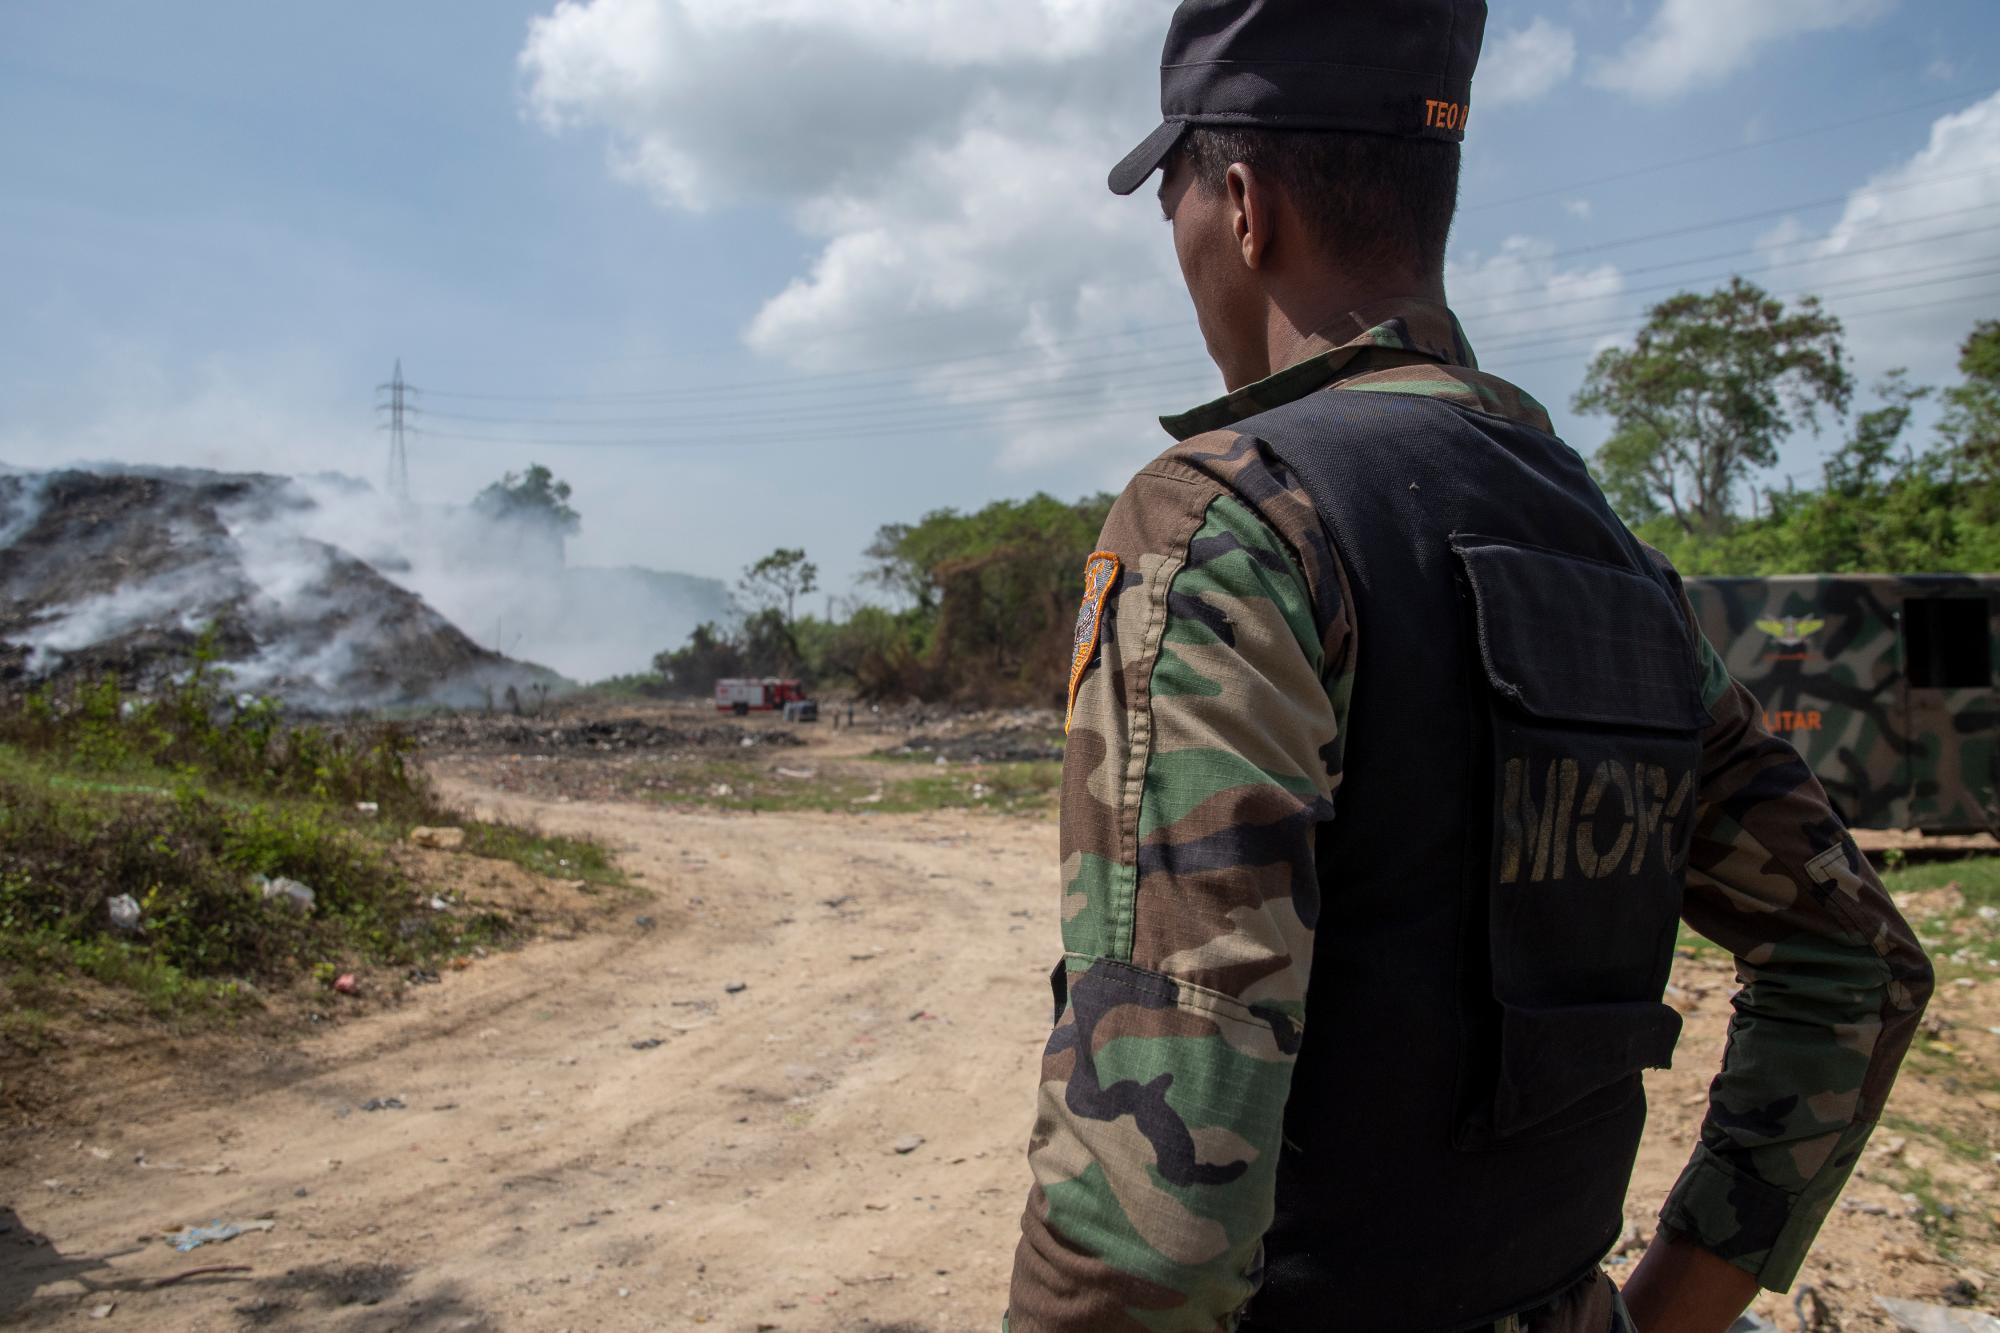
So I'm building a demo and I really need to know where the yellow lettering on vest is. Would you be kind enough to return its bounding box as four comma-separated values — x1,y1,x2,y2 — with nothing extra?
1547,757,1579,882
1630,762,1667,875
1660,768,1693,873
1576,759,1635,879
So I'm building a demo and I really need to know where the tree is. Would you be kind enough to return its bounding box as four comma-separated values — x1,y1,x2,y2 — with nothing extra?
1575,278,1852,534
1938,319,2000,488
473,464,580,536
652,622,742,693
738,548,818,627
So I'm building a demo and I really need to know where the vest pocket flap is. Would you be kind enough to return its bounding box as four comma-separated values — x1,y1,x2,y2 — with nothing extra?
1451,536,1708,731
1492,1000,1682,1138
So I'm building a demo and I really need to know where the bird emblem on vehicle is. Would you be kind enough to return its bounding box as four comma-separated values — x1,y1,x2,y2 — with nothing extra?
1755,615,1826,647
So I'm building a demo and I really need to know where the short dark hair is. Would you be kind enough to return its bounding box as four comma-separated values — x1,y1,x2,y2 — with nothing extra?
1178,127,1460,279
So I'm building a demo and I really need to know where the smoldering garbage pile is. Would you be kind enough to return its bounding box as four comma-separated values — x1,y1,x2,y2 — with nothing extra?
0,467,558,712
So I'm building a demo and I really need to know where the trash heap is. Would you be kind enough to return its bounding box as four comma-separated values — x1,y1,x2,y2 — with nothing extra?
0,467,558,712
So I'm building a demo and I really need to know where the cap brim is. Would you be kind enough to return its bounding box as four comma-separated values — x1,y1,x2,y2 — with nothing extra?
1107,120,1187,196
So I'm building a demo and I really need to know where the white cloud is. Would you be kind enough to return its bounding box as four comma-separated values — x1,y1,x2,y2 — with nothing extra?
1478,19,1577,108
1591,0,1894,101
1562,197,1593,220
1754,90,2000,388
519,0,1200,477
1448,237,1626,366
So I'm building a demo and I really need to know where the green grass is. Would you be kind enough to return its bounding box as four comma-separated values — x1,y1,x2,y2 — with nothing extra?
460,822,625,887
1879,854,2000,979
636,756,1062,815
0,659,627,1028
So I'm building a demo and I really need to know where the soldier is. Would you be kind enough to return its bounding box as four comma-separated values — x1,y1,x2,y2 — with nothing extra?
1007,3,1934,1332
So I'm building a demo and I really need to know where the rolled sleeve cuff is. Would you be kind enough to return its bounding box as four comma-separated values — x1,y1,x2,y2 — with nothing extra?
1659,1123,1873,1292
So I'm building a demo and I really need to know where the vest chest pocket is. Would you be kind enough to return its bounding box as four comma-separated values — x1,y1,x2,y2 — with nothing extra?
1450,535,1709,1147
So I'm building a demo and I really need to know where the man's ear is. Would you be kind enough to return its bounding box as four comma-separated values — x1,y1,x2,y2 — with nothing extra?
1225,162,1272,271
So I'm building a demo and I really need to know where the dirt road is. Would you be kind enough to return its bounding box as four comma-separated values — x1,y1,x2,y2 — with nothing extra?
2,783,1056,1331
3,769,1995,1330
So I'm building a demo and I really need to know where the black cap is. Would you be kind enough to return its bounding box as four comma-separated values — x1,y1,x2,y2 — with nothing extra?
1109,0,1488,195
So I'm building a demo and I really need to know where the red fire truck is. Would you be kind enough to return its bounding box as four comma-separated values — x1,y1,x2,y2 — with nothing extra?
714,677,811,717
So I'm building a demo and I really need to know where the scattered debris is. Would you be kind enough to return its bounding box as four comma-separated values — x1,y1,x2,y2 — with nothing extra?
170,1219,275,1253
408,826,466,851
630,1038,664,1051
355,801,380,816
634,915,656,930
359,1097,405,1112
106,894,141,933
333,973,359,995
724,981,748,994
258,875,316,912
406,968,441,985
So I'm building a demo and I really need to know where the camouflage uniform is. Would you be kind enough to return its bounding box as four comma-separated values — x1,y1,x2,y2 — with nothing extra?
1006,297,1934,1331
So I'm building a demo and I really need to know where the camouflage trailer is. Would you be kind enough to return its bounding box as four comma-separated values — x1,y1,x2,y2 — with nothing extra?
1685,574,2000,833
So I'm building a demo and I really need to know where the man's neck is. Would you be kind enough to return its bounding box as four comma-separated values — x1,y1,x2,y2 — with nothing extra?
1253,275,1448,383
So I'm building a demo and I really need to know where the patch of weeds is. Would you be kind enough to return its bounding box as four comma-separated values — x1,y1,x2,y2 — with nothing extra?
1893,1164,1966,1259
458,822,626,888
0,647,627,1026
637,757,1061,815
1880,854,2000,980
0,1004,56,1048
1881,1112,1996,1166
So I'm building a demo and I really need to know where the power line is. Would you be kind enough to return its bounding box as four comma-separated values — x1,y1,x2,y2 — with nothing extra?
393,252,2000,438
407,165,2000,410
401,285,2000,452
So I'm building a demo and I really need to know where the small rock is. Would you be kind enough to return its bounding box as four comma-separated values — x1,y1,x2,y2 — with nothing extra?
260,876,316,912
724,981,748,995
88,1303,114,1320
893,1134,925,1155
106,895,141,933
631,1038,664,1051
409,826,466,851
355,801,379,816
1881,1135,1909,1158
359,1097,405,1112
634,915,656,930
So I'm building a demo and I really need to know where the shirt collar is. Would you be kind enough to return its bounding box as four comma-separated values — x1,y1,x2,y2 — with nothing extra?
1160,297,1477,441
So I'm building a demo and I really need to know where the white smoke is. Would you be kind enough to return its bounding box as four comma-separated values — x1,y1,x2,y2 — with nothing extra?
276,477,729,682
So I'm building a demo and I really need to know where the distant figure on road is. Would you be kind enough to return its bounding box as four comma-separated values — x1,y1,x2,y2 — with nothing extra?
1007,4,1932,1331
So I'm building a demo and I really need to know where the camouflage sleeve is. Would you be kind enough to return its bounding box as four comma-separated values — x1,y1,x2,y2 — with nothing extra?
1007,439,1349,1333
1657,571,1935,1291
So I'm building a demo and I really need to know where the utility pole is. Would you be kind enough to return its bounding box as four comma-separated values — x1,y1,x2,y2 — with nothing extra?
374,359,415,504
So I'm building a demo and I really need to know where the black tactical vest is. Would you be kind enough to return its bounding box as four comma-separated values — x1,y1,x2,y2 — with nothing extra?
1232,389,1709,1331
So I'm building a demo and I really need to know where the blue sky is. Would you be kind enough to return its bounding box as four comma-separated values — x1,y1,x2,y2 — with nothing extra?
3,0,1997,596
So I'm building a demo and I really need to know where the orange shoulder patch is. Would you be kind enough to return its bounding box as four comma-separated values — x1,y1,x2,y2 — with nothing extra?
1066,551,1121,735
